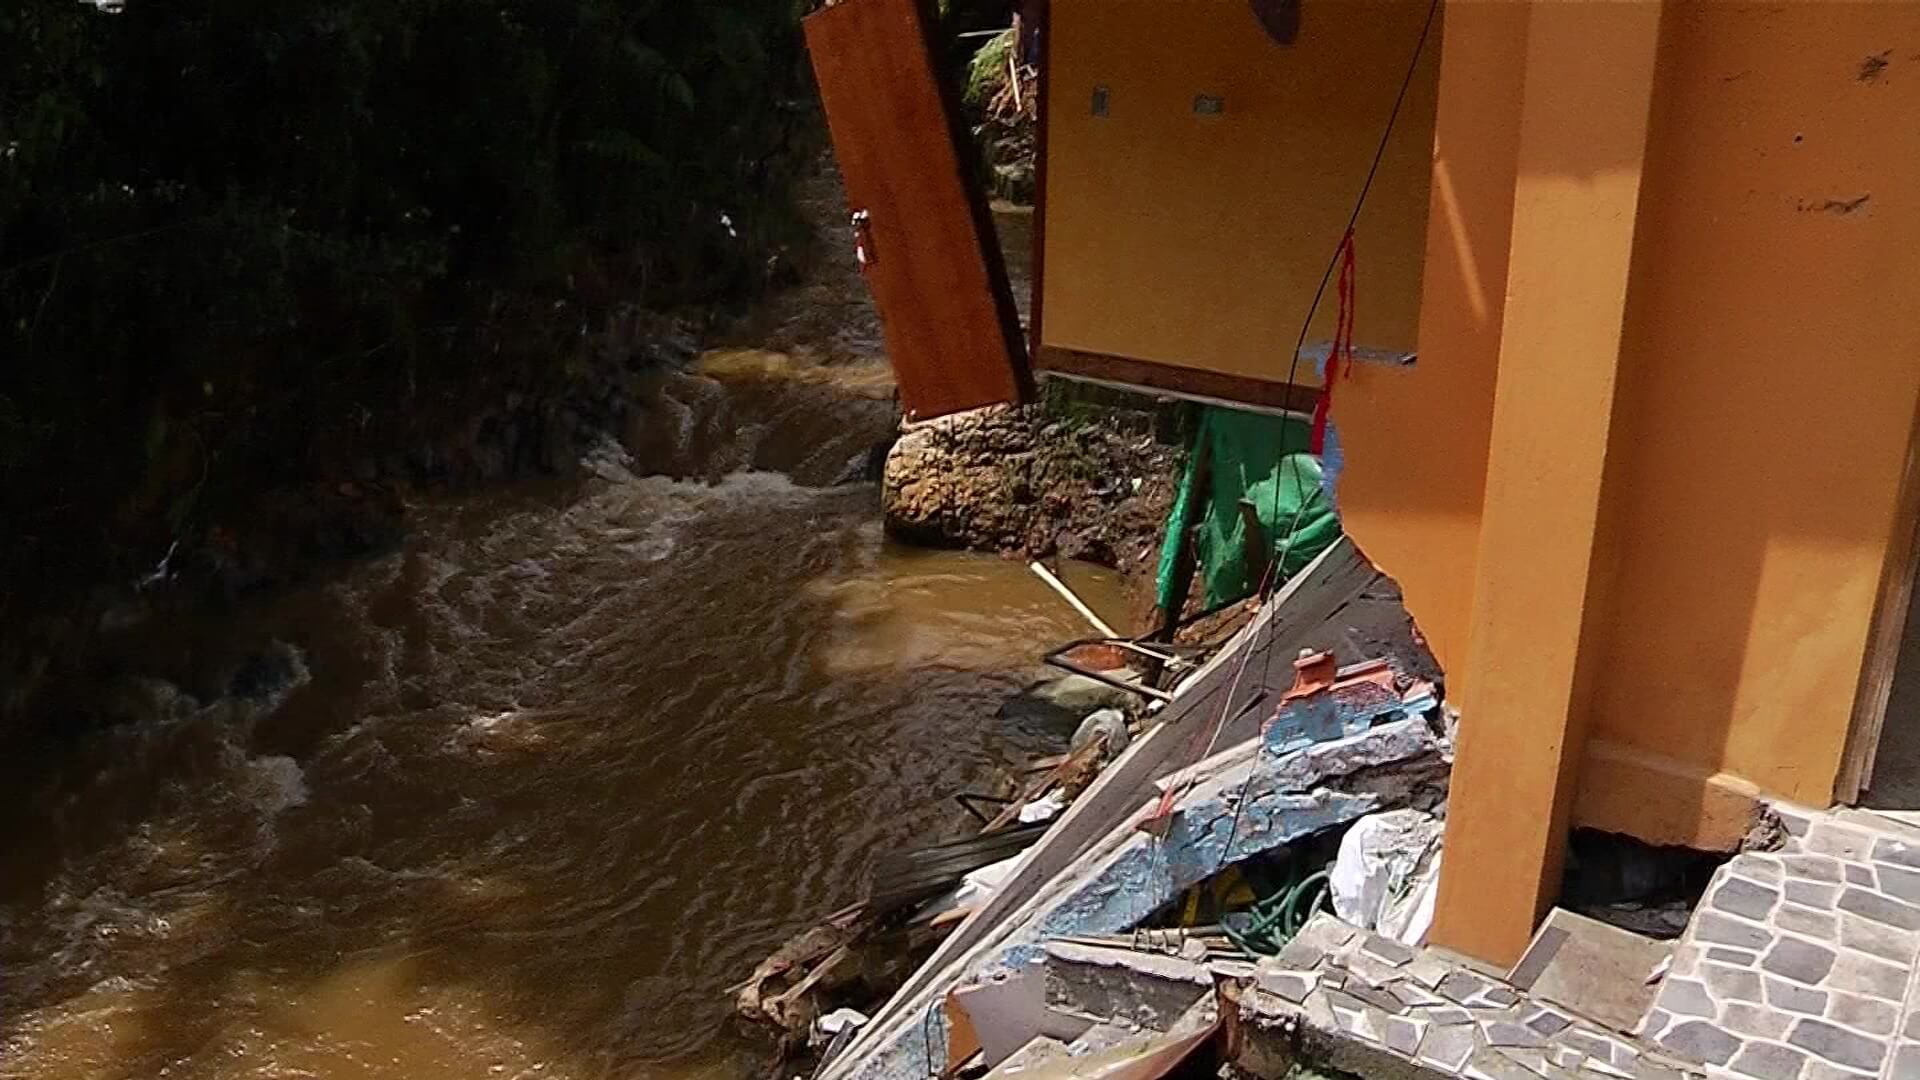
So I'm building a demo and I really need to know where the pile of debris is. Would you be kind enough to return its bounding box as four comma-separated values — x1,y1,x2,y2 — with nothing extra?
734,538,1453,1067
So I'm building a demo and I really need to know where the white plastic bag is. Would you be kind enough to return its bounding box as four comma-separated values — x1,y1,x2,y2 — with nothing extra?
1328,809,1444,946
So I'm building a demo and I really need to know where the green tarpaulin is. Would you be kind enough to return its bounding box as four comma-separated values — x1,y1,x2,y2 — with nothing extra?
1154,407,1342,612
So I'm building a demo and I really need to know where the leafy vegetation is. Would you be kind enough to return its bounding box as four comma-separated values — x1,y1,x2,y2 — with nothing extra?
0,0,817,604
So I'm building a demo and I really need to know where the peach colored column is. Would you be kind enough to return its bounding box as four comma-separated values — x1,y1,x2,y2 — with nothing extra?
1428,0,1663,967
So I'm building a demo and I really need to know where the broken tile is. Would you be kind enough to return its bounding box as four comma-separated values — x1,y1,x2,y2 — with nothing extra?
1361,933,1416,967
1523,1007,1572,1036
1660,1020,1741,1065
1386,979,1443,1009
1438,970,1491,1005
1706,947,1759,966
1562,1029,1617,1062
1786,1019,1885,1073
1416,1021,1476,1072
1481,985,1521,1007
1484,1020,1544,1049
1405,952,1452,990
1761,938,1837,985
1254,970,1318,1004
1635,1009,1672,1039
1341,980,1408,1016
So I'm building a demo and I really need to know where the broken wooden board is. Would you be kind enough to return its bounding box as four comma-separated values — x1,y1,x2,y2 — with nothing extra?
803,0,1031,421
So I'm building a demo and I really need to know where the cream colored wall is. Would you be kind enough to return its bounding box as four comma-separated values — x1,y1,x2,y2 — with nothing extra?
1041,0,1439,385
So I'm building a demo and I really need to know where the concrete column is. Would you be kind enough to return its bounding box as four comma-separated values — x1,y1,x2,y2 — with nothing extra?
1428,0,1664,967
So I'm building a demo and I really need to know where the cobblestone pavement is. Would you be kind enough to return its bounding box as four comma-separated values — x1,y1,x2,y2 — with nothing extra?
1242,915,1709,1079
1641,807,1920,1080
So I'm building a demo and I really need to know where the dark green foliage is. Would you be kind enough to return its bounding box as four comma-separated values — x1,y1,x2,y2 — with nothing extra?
0,0,817,600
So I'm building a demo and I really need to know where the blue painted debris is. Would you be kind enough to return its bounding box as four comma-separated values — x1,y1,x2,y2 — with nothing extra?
839,711,1447,1080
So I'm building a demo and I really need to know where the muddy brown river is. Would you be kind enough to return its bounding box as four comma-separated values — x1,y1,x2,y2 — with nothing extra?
0,200,1121,1080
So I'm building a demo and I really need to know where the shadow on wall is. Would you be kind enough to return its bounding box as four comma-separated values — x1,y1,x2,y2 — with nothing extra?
1339,0,1920,844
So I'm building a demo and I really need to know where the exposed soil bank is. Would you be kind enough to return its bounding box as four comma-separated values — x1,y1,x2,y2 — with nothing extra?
882,402,1181,628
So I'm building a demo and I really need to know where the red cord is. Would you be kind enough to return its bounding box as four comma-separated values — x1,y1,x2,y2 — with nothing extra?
1309,231,1356,455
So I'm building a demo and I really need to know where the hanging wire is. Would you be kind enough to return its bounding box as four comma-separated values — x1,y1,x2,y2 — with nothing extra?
1127,0,1444,953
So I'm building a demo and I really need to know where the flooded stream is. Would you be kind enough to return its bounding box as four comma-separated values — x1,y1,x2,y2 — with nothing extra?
0,196,1112,1080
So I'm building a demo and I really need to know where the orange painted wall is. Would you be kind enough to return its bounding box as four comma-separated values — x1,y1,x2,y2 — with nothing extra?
1331,2,1521,677
1343,0,1920,823
1581,2,1920,810
1041,0,1439,386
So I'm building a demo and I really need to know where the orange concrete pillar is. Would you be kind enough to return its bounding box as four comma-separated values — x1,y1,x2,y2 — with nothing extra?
1427,0,1664,967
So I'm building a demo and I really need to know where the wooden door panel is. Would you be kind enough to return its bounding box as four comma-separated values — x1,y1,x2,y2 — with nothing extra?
804,0,1031,421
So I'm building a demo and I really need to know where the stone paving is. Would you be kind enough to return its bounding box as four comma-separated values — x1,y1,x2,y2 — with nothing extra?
1640,807,1920,1080
1241,914,1710,1080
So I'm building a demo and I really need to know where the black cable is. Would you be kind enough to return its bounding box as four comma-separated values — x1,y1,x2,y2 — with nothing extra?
1218,0,1443,866
1254,0,1442,696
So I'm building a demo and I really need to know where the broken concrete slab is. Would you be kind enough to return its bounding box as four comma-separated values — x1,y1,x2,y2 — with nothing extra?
1042,940,1214,1032
1507,907,1672,1033
833,719,1447,1080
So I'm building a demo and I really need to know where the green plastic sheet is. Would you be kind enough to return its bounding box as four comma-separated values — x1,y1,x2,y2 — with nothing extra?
1154,407,1342,612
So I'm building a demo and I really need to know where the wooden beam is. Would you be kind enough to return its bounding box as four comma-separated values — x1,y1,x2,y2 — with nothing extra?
1839,386,1920,802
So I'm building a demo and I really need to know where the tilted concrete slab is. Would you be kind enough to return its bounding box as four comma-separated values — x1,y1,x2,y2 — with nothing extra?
835,718,1448,1080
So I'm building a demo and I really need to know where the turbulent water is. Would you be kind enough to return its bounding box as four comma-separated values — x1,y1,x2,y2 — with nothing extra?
0,200,1118,1080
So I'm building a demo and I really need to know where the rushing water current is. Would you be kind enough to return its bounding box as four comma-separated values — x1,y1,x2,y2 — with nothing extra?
0,201,1120,1080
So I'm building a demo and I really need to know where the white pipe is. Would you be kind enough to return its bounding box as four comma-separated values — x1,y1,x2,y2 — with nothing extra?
1029,560,1120,639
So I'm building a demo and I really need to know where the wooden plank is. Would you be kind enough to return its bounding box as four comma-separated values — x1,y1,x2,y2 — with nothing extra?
804,0,1032,422
1842,386,1920,802
1036,346,1319,415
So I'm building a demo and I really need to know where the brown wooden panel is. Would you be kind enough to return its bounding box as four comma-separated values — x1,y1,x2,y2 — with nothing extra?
805,0,1032,422
1035,345,1318,415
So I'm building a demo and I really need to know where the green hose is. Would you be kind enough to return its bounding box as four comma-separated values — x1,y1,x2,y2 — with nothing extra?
1221,867,1334,956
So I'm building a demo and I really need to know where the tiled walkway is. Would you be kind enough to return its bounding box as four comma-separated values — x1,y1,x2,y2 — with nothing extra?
1640,807,1920,1080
